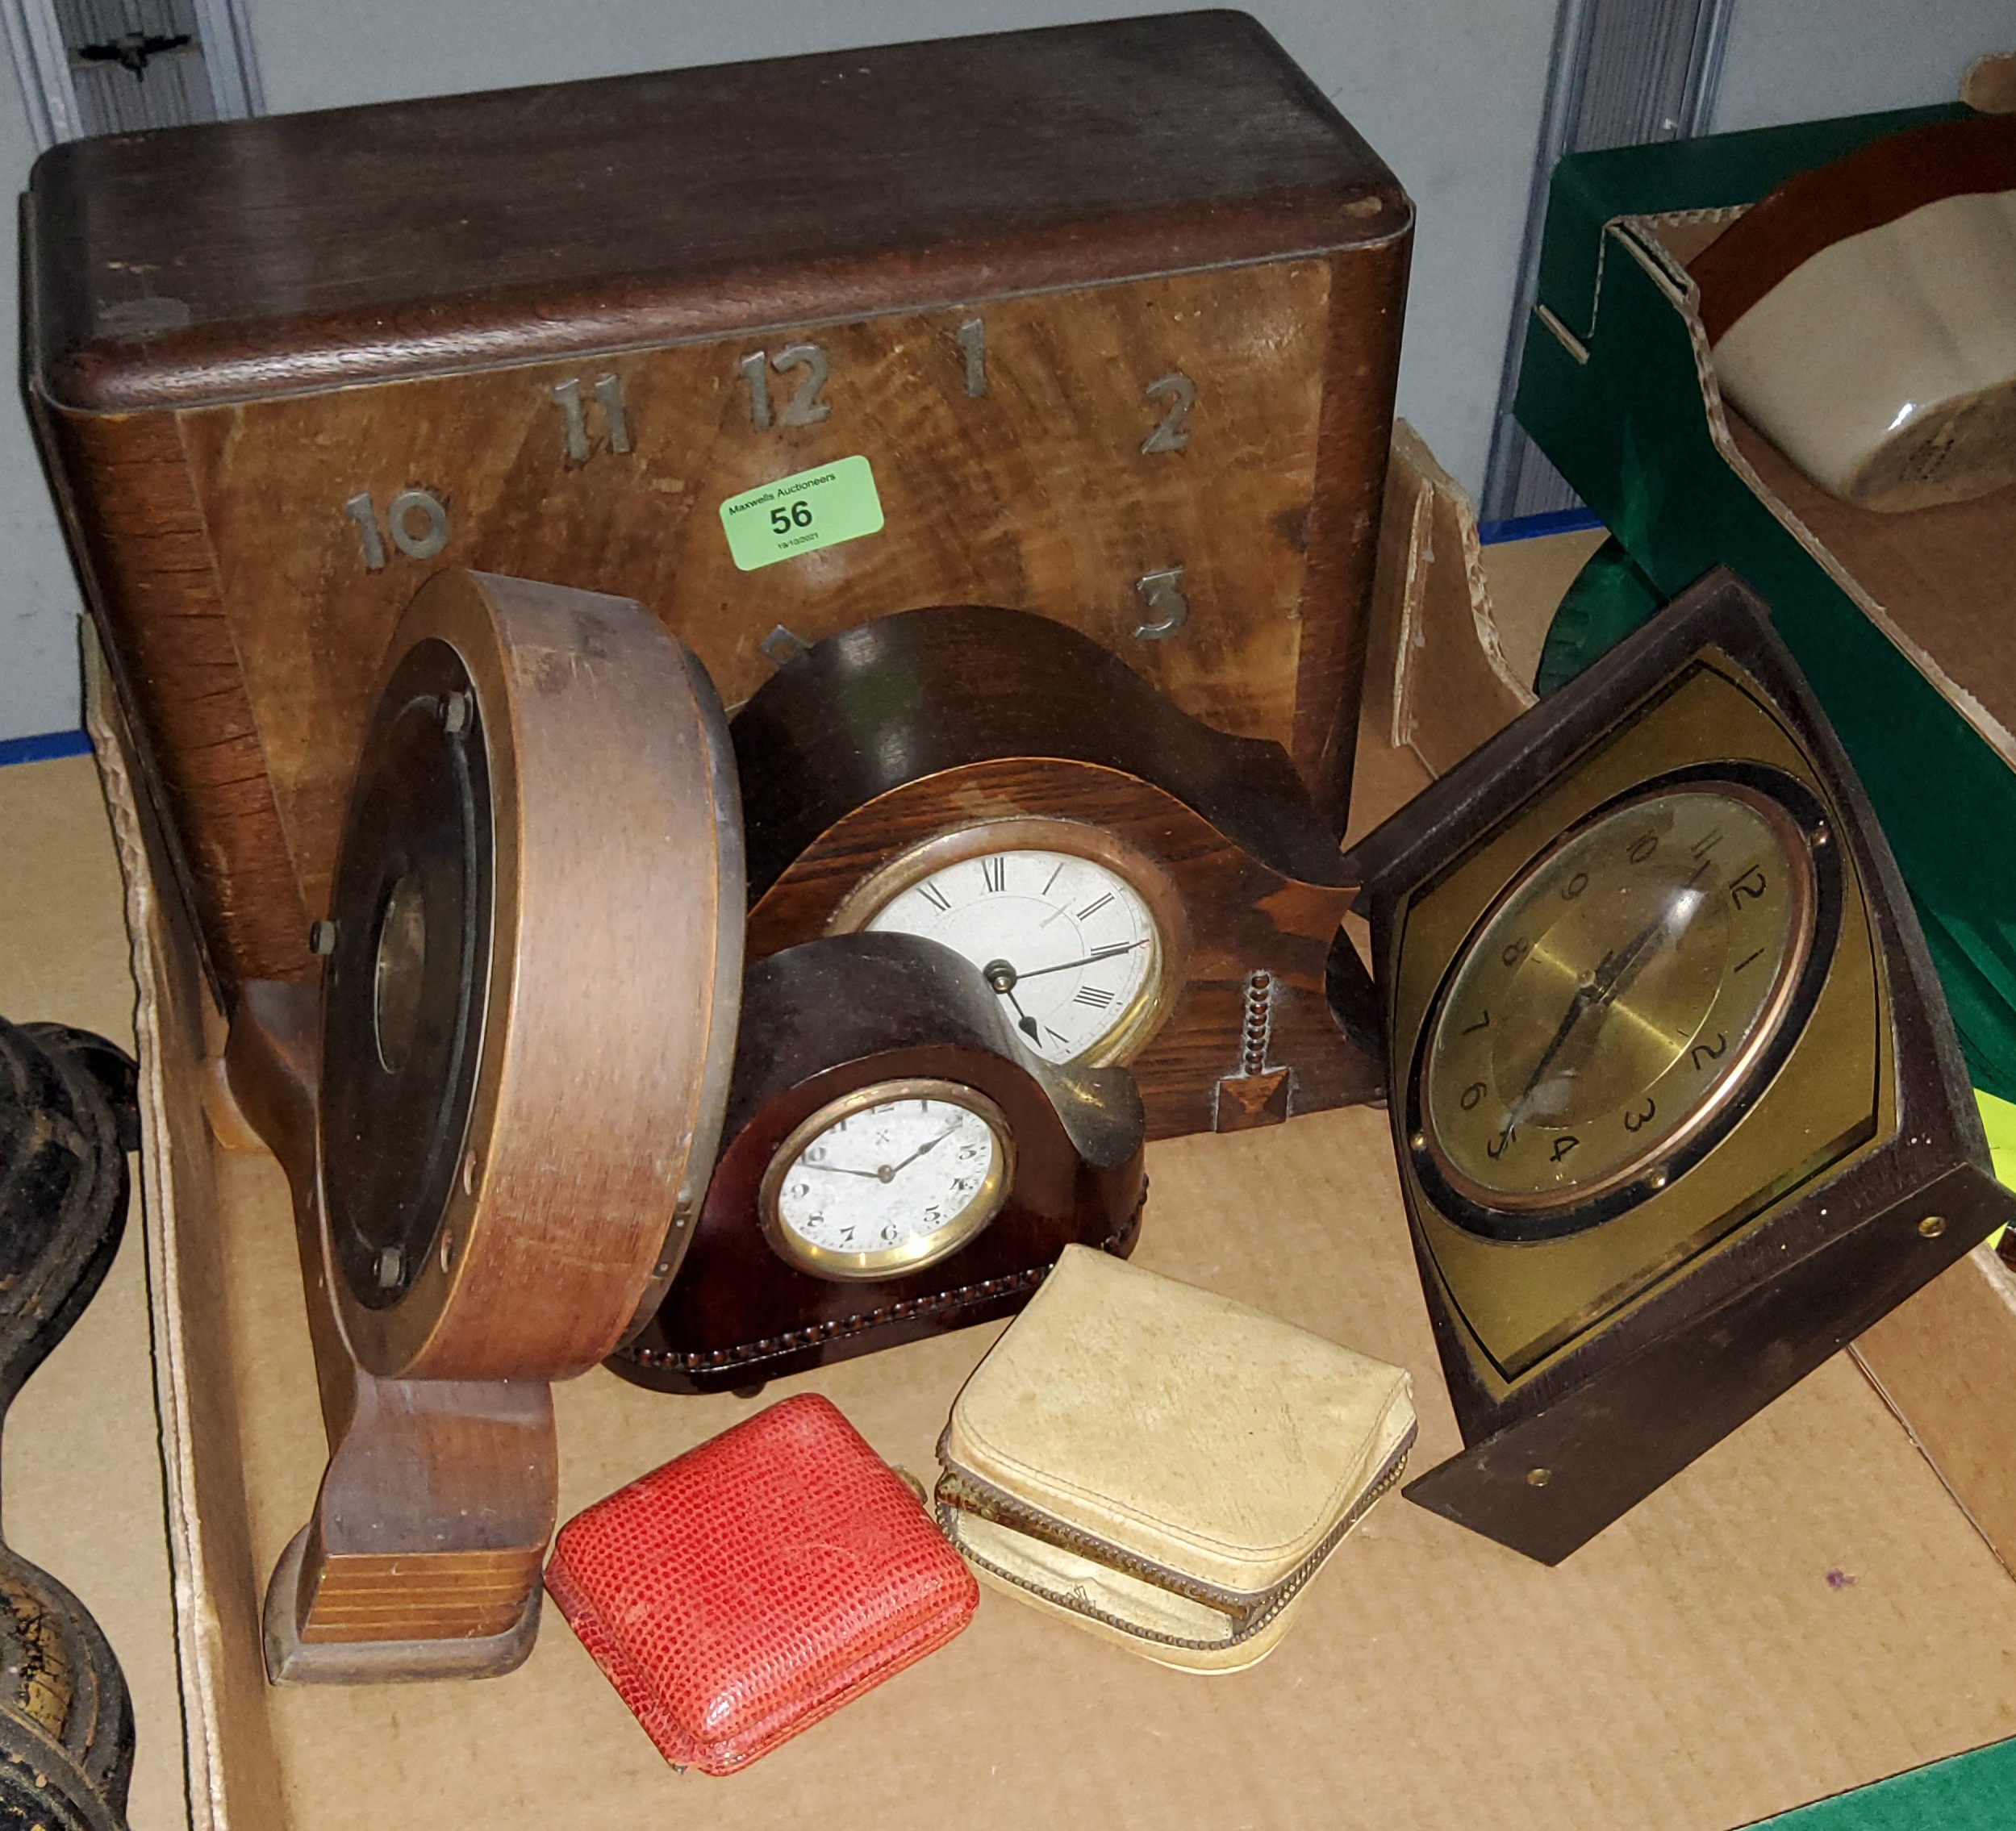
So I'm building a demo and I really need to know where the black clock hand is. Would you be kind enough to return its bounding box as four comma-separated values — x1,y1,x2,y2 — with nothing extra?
1012,939,1150,982
883,1121,964,1179
1512,887,1700,1120
804,1162,888,1180
995,979,1042,1045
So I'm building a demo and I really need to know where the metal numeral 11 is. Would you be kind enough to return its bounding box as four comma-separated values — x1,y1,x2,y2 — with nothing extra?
552,374,632,462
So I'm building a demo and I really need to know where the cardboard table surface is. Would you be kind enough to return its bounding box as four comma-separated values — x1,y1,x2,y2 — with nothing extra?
14,548,2016,1829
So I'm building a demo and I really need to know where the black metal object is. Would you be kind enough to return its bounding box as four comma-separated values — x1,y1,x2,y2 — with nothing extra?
319,638,494,1311
0,1016,140,1829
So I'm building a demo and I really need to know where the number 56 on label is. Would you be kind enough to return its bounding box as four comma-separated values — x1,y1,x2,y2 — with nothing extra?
720,455,884,572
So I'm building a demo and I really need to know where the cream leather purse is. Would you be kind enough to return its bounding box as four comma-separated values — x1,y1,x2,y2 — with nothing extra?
934,1245,1415,1673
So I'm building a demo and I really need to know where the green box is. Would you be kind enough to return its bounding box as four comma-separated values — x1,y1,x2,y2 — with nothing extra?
1513,104,2016,1101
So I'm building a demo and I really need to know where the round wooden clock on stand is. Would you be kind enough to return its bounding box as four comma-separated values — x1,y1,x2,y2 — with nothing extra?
216,570,743,1682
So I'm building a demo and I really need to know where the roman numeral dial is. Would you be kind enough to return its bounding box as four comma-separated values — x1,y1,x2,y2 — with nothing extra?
862,841,1162,1066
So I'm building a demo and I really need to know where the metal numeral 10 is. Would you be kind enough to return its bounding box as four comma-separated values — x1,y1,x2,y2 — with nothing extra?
343,489,449,572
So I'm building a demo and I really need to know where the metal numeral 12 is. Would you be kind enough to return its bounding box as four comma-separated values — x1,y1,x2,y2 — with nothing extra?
738,344,832,430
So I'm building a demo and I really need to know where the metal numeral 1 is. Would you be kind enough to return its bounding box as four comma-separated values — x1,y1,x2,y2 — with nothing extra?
343,489,450,571
552,373,634,462
739,351,772,431
957,317,987,398
342,493,386,571
1141,373,1196,454
1133,567,1189,640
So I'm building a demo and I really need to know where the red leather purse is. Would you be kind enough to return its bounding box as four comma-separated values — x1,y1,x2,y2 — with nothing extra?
545,1393,978,1774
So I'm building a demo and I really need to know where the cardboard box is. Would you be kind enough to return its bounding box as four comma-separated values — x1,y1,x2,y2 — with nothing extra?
1512,104,2016,1110
81,515,2016,1828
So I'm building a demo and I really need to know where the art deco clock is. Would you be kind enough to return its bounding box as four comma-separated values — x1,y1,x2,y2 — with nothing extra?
27,13,1410,1003
613,932,1147,1395
734,606,1381,1141
1346,569,2014,1563
220,569,742,1679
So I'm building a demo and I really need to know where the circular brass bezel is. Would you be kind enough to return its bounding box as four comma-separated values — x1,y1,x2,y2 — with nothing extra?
825,815,1188,1068
759,1078,1015,1281
1419,779,1818,1216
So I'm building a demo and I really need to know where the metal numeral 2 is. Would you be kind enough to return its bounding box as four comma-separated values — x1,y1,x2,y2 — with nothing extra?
552,374,632,462
1141,373,1196,454
738,344,832,431
343,489,449,572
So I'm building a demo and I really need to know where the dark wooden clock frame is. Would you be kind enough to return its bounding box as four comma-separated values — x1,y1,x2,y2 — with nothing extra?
1347,571,2014,1563
26,12,1409,1005
611,932,1147,1394
733,605,1384,1142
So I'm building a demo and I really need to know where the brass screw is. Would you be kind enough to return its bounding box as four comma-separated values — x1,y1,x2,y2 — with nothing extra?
1526,1467,1551,1487
1409,1132,1426,1152
1918,1215,1947,1238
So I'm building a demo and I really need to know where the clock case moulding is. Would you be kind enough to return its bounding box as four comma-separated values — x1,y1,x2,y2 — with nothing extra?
24,10,1411,1007
611,932,1149,1395
216,569,745,1681
734,605,1383,1143
1346,569,2013,1565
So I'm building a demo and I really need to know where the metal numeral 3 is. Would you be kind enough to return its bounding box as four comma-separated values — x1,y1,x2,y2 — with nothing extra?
1133,567,1189,640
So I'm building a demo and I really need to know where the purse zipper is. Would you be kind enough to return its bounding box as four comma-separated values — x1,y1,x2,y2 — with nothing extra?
934,1417,1417,1652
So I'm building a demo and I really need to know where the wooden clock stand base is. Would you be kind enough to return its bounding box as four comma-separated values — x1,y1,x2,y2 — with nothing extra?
216,982,555,1683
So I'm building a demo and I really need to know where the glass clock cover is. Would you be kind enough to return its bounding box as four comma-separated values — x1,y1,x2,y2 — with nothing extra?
863,846,1160,1066
763,1081,1012,1280
1420,782,1817,1222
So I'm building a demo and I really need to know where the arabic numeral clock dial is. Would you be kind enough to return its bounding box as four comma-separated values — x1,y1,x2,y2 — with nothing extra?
1412,772,1834,1240
857,837,1167,1066
763,1081,1014,1279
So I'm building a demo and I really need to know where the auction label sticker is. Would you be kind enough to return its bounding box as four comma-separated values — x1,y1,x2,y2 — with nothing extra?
720,457,884,571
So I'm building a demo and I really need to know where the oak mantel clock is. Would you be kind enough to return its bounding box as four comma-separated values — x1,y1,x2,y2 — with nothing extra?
27,11,1411,1003
1347,569,2014,1564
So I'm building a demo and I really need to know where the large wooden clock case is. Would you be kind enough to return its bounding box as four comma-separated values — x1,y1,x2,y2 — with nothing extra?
26,10,1411,1001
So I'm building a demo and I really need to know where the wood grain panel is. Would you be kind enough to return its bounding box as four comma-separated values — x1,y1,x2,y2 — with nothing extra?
177,264,1329,921
38,403,311,984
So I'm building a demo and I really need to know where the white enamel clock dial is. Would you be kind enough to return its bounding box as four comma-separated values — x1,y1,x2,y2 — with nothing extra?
862,846,1161,1065
762,1080,1012,1279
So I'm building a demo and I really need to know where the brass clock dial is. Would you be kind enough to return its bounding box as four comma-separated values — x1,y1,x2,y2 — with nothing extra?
762,1079,1014,1281
1413,771,1830,1237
